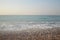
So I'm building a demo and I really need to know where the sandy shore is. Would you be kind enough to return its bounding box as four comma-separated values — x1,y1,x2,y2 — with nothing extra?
0,27,60,40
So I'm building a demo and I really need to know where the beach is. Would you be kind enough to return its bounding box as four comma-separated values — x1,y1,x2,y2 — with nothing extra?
0,27,60,40
0,15,60,40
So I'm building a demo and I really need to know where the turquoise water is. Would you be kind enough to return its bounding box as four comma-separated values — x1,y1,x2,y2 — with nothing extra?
0,15,60,31
0,15,60,22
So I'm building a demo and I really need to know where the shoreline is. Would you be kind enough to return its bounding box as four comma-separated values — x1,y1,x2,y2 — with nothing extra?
0,27,60,40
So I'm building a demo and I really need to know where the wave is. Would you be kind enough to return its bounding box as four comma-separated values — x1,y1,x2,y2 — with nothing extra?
0,22,60,31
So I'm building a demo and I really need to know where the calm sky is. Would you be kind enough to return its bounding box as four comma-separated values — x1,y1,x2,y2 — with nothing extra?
0,0,60,15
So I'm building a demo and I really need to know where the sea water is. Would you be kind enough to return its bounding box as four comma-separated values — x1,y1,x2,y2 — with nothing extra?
0,15,60,31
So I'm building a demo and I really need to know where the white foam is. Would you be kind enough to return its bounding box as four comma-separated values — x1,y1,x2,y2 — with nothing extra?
0,22,60,31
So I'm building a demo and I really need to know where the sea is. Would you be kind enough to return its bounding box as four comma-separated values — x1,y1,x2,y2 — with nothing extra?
0,15,60,31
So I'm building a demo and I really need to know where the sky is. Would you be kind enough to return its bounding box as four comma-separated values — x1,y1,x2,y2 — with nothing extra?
0,0,60,15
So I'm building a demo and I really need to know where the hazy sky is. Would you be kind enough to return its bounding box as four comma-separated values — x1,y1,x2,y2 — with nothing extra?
0,0,60,15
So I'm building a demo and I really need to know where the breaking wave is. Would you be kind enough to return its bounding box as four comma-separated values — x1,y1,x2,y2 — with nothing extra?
0,22,60,31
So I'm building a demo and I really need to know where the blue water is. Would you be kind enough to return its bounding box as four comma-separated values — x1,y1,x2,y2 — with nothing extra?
0,15,60,31
0,15,60,22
